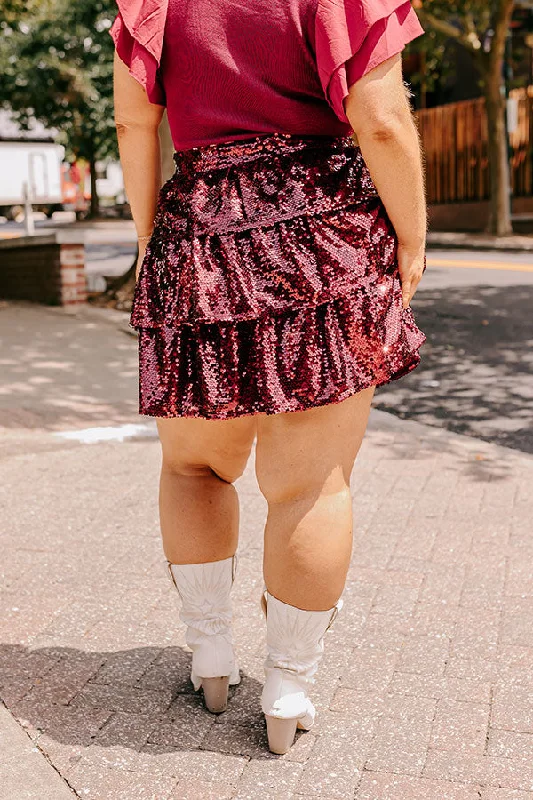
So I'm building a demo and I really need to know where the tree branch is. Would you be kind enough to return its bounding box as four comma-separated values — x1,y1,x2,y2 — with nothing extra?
417,9,489,75
417,11,478,51
464,12,480,44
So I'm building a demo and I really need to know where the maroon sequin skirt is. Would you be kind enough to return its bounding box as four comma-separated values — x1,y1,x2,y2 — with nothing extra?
131,131,426,419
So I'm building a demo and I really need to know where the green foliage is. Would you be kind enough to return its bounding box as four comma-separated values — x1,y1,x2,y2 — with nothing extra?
416,0,514,69
410,1,517,100
1,0,41,23
406,26,453,97
419,1,495,29
0,0,117,161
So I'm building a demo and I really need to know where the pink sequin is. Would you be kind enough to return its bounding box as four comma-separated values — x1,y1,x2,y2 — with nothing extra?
132,132,426,419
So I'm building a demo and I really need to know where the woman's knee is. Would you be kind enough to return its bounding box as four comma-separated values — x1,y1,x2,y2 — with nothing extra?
159,437,253,484
255,392,373,505
256,463,349,506
161,447,249,484
158,417,255,484
161,455,217,480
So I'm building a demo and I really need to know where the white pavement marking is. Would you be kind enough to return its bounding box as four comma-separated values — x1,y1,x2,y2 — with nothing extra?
54,423,158,444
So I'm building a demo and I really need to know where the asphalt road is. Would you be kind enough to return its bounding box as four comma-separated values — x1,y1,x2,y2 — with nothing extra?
376,248,533,454
83,244,533,455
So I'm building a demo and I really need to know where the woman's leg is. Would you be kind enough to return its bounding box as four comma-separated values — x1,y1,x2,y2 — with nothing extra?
157,415,256,564
255,387,376,752
157,414,256,712
255,387,376,611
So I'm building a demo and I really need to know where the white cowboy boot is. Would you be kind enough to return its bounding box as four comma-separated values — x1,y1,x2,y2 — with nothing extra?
167,555,240,713
260,587,343,754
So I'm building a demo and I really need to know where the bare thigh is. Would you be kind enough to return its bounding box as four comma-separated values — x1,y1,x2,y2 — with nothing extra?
254,388,376,607
157,416,256,480
255,388,376,502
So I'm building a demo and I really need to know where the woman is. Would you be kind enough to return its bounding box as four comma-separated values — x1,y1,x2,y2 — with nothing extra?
112,0,426,755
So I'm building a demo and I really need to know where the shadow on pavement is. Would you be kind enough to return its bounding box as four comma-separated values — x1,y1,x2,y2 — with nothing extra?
375,283,533,454
0,303,139,431
1,644,284,761
365,414,521,483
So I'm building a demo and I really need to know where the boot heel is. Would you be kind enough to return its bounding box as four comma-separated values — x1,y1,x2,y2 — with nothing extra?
265,715,298,754
201,676,230,713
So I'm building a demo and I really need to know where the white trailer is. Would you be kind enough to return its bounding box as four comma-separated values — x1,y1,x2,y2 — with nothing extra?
0,140,64,210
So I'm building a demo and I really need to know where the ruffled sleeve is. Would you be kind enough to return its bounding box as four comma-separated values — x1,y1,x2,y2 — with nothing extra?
315,0,424,124
110,0,168,106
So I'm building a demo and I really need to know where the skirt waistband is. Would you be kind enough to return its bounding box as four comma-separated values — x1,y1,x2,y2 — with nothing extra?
173,132,357,175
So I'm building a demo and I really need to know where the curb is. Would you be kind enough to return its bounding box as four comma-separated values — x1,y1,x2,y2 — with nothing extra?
427,232,533,252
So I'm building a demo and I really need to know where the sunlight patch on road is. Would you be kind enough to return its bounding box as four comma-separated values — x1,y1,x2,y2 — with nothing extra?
427,257,533,272
54,423,158,444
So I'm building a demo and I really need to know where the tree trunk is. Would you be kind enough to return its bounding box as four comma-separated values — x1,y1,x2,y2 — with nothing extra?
88,153,100,219
89,248,137,309
485,83,512,236
484,0,515,236
104,261,137,310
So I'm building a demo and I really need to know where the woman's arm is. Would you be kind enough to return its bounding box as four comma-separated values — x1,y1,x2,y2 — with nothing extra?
113,52,165,277
344,54,426,308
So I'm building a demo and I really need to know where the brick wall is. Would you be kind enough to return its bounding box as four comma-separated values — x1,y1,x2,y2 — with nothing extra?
0,237,87,307
58,244,87,307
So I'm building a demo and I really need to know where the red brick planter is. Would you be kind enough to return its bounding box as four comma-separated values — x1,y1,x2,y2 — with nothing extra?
0,234,87,308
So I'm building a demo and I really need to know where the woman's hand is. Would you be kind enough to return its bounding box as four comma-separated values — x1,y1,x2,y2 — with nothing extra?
397,241,426,309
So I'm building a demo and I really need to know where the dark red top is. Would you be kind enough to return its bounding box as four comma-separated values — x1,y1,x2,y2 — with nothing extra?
111,0,423,150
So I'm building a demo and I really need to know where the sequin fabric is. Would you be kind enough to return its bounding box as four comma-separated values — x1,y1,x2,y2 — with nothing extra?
132,131,426,419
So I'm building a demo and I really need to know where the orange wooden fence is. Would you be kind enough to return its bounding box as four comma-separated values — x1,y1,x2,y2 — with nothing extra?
415,86,533,204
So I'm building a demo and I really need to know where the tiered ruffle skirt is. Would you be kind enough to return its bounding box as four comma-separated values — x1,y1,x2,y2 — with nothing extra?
131,132,426,419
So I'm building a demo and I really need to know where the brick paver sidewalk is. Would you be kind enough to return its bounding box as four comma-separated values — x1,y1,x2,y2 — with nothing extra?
2,304,533,799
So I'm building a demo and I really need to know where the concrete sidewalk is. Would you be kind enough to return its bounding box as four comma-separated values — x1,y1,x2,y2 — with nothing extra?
2,302,533,799
427,231,533,252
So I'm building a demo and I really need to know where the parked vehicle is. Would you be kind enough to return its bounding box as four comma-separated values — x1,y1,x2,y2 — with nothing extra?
0,140,64,219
